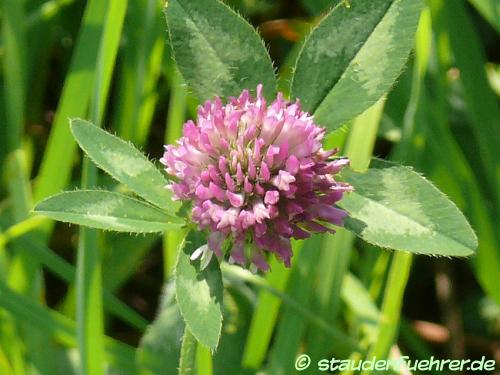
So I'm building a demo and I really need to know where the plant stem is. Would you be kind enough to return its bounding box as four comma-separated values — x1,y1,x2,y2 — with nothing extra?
179,327,197,375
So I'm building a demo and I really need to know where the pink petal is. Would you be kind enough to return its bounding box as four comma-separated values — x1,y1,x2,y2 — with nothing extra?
271,170,296,191
227,191,245,207
259,162,271,182
264,190,280,205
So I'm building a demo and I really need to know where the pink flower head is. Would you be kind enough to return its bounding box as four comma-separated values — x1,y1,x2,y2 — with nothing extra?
161,85,352,271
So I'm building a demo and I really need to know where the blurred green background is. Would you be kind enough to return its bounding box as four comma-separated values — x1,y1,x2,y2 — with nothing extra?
0,0,499,374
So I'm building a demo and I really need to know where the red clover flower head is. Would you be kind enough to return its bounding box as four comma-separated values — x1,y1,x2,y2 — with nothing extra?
161,85,353,271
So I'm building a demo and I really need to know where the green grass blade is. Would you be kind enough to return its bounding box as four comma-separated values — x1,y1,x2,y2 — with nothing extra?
223,263,359,356
1,0,26,152
112,0,164,145
33,0,108,203
467,0,500,32
0,216,49,248
266,236,322,375
76,219,105,375
0,312,27,375
367,250,391,301
341,273,381,343
78,158,104,375
102,233,159,291
25,0,77,27
62,233,159,330
134,33,164,147
0,346,14,375
341,273,380,346
361,252,412,373
241,256,294,368
5,150,32,227
305,229,354,361
90,0,128,122
2,5,48,362
13,236,148,330
344,98,386,171
2,0,36,315
407,8,500,303
431,0,500,209
76,1,128,373
0,281,137,372
394,7,432,163
0,237,27,374
306,100,385,362
423,84,500,303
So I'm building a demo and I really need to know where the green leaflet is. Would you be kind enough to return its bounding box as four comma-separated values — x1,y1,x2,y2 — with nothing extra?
175,231,223,351
34,190,183,233
165,0,277,101
339,160,478,257
291,0,423,130
70,119,180,213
